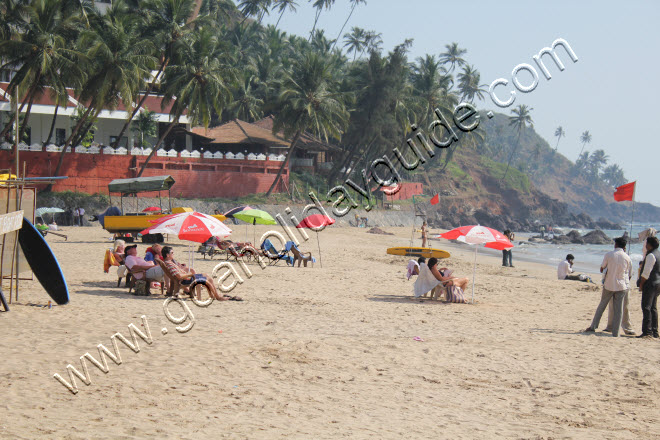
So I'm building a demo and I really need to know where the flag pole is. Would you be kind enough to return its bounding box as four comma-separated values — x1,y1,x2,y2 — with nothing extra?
628,182,636,248
471,245,477,304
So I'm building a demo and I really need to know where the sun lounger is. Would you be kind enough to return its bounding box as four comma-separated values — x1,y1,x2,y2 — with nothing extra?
261,239,293,266
156,259,211,301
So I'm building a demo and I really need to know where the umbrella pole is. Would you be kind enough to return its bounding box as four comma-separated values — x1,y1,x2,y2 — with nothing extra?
471,245,478,304
316,231,322,268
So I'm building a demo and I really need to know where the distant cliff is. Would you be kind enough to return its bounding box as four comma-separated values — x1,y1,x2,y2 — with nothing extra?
414,111,659,231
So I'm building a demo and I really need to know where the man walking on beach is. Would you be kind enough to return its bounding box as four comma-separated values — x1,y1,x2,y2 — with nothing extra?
502,229,514,267
638,236,660,338
584,237,632,337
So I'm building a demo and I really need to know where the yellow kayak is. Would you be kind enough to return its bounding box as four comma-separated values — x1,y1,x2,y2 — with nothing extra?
386,247,450,259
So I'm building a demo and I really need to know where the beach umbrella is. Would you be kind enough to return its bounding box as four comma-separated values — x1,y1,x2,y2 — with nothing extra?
35,207,65,223
141,211,232,242
435,225,513,303
224,205,254,240
296,214,335,268
233,209,276,245
141,212,232,267
142,206,162,212
223,205,253,218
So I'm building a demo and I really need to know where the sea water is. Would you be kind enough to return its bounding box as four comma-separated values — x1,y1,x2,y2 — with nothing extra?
509,223,660,275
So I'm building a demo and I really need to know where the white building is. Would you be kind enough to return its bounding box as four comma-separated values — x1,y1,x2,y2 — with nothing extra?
0,82,192,150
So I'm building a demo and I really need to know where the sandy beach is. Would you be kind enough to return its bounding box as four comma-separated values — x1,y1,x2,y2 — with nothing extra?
1,224,659,439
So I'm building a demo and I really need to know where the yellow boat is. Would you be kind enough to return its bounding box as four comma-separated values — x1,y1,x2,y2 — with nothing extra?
101,176,226,242
387,247,450,259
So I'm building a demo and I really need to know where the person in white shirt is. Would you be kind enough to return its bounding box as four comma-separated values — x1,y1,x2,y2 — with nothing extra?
124,245,164,282
584,238,632,337
638,236,660,338
558,254,593,283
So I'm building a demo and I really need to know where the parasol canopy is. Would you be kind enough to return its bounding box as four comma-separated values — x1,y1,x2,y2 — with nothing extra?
223,205,253,218
436,225,513,303
140,211,232,243
142,206,162,212
296,214,335,267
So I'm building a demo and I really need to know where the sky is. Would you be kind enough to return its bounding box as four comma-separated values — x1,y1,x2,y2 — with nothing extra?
251,0,660,206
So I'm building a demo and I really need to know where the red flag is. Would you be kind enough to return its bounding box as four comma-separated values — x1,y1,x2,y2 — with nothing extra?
430,194,439,205
613,181,635,202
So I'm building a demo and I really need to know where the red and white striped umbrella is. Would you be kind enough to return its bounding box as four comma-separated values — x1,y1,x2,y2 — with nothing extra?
140,211,232,243
436,225,513,250
436,225,513,303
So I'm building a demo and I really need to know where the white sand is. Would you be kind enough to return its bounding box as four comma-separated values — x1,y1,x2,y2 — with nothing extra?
1,224,659,439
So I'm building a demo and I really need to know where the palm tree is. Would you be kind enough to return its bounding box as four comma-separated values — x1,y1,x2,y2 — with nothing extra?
109,0,198,149
502,104,533,180
554,126,565,151
50,9,156,187
362,30,382,54
457,64,486,103
343,26,365,61
588,148,609,179
0,0,83,140
137,29,235,176
602,164,627,187
410,55,456,124
131,108,158,150
331,0,365,50
273,0,297,28
239,0,270,23
439,42,467,73
578,130,591,159
227,74,264,122
309,0,335,41
265,51,349,196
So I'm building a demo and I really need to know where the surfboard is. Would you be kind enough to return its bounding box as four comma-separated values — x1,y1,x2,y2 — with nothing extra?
18,218,69,305
386,247,450,259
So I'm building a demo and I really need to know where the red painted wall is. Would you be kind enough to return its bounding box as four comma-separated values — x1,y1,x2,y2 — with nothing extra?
0,151,288,198
380,182,424,200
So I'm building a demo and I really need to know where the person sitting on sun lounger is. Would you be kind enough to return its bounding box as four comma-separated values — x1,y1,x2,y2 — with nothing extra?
161,246,226,300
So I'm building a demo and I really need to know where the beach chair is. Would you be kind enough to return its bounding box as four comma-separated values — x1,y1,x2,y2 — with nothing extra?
126,265,164,296
290,243,314,268
261,239,293,266
156,259,211,301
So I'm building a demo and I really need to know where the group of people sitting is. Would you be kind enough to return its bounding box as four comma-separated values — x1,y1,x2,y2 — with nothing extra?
105,240,241,300
407,257,470,303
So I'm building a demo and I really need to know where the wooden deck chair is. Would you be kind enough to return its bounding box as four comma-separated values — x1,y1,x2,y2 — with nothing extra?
126,264,164,296
156,259,212,301
290,244,314,268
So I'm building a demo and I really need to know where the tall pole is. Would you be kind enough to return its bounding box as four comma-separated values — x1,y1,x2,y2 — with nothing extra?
15,86,19,177
628,182,637,249
471,245,477,304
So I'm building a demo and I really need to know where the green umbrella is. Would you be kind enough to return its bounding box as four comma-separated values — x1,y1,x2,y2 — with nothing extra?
233,209,277,245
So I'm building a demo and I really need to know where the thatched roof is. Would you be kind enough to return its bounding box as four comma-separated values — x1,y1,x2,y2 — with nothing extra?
253,116,343,153
190,119,289,149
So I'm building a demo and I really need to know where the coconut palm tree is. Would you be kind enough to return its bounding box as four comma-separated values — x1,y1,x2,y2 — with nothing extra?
602,164,627,187
0,0,83,140
578,130,591,159
343,26,365,61
439,42,467,73
554,126,565,151
227,74,264,122
588,148,609,179
137,28,235,176
309,0,334,41
50,9,157,186
331,0,365,50
109,0,199,149
265,50,349,196
273,0,297,28
457,64,486,103
131,108,158,150
362,30,382,54
502,104,533,181
239,0,270,23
